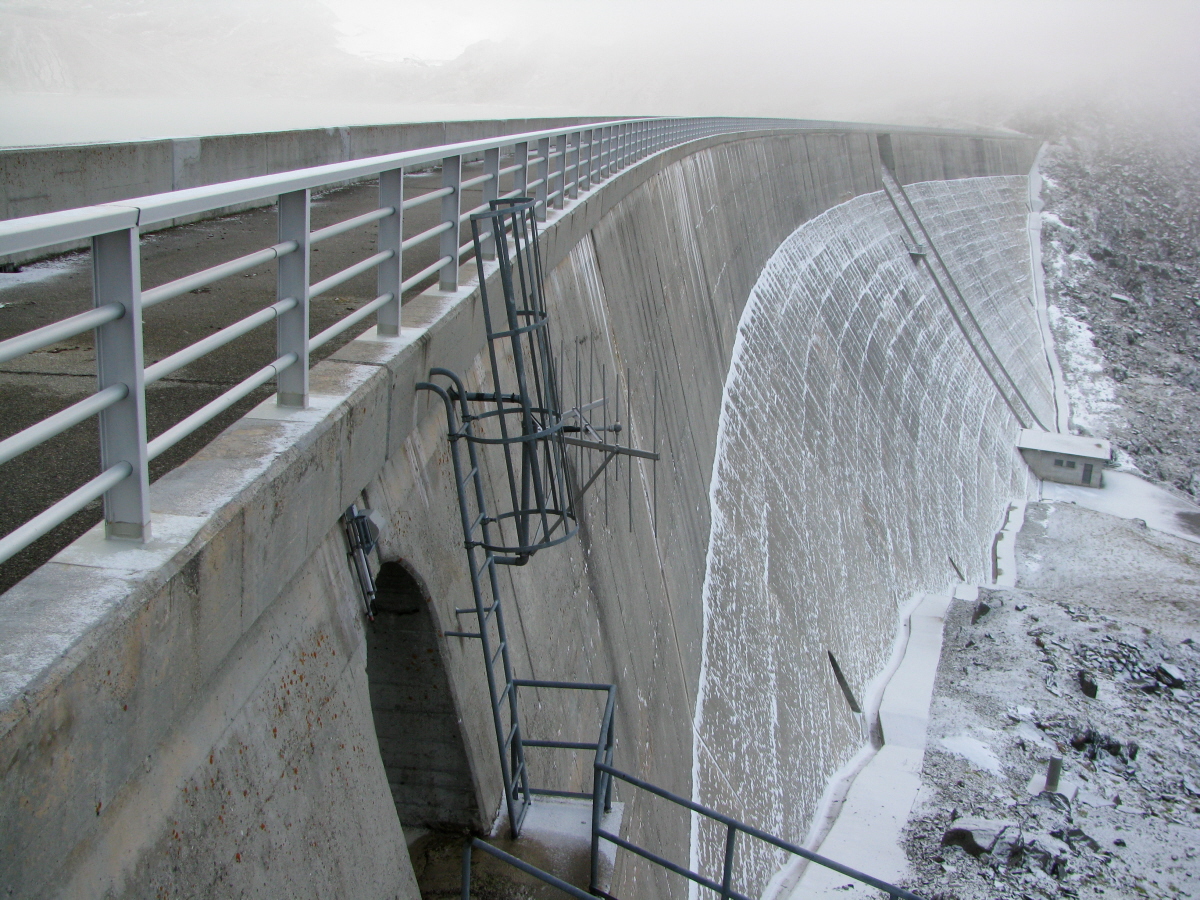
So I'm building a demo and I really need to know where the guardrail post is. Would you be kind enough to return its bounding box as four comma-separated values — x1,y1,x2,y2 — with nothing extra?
276,189,310,407
535,137,550,221
594,127,604,183
377,168,403,337
590,763,603,894
461,841,473,900
580,128,592,192
721,825,737,899
568,131,581,200
482,146,500,260
440,154,462,291
553,134,567,210
514,140,529,197
93,227,151,541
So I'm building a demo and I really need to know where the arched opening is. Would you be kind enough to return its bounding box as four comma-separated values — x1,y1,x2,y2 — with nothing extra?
367,561,478,831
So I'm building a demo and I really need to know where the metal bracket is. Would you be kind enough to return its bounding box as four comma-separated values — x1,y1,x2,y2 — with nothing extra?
342,503,381,619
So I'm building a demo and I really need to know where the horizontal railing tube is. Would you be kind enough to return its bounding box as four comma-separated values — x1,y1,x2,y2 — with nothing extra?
0,462,132,566
147,352,297,460
309,292,394,352
0,383,128,466
401,185,453,211
309,206,392,245
143,297,298,384
141,241,297,308
401,256,453,293
460,171,495,191
0,302,124,365
402,220,454,252
309,249,394,299
461,840,593,900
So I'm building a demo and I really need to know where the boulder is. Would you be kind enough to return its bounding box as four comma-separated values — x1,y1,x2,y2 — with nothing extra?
942,817,1017,856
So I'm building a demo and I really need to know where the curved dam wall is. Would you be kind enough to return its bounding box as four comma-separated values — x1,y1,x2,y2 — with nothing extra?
0,128,1037,899
692,176,1055,892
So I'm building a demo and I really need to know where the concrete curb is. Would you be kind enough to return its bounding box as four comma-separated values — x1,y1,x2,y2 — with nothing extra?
784,587,969,898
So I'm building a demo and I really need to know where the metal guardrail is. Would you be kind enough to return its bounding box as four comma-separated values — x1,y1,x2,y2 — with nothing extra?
589,765,927,900
0,116,800,567
460,678,926,900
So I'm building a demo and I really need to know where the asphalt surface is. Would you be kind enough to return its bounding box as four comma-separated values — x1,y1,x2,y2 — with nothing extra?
0,158,501,593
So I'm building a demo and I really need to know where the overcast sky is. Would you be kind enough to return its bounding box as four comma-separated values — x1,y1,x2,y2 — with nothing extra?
1,0,1198,145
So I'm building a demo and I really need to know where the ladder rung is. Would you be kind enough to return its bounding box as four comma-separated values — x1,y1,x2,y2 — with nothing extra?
507,755,527,784
444,630,482,639
457,466,478,488
455,604,496,615
474,555,495,578
490,641,506,668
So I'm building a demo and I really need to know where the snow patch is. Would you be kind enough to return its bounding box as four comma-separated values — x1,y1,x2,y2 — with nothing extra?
940,735,1002,775
1046,304,1121,436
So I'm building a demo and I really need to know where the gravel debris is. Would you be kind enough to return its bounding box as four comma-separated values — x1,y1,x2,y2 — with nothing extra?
899,502,1200,900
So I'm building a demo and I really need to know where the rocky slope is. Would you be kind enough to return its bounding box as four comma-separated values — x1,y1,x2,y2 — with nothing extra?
1039,117,1200,496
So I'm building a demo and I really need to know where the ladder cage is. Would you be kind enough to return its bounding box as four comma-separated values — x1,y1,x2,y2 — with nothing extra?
467,198,578,564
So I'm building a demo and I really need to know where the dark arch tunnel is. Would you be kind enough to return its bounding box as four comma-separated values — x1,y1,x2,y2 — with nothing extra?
366,561,480,833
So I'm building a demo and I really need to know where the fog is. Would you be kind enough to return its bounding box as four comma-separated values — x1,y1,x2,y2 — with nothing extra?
1,0,1198,145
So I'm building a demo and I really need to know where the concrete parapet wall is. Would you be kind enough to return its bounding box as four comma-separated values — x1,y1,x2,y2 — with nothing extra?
0,117,612,265
0,127,1038,898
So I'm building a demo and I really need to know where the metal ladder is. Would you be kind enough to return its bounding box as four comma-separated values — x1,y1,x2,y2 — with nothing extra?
420,368,535,836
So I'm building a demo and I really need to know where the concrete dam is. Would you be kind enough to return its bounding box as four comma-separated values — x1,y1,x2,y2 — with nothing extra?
0,121,1044,898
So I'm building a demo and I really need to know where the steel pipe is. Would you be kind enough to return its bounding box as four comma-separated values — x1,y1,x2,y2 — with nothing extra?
309,206,393,245
147,352,297,460
401,185,454,211
401,220,453,252
144,297,298,384
0,383,128,467
400,256,453,293
0,302,124,365
460,171,495,190
309,249,394,299
142,241,297,308
309,291,394,351
0,462,132,566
